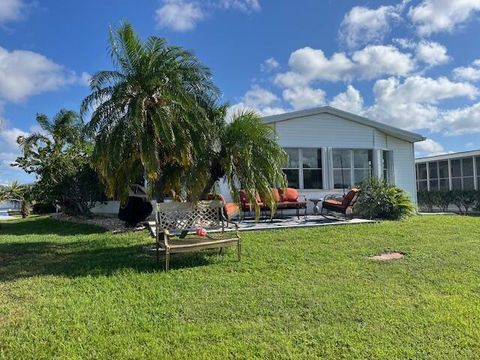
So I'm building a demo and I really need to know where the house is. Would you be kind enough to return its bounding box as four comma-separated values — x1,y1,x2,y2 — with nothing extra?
415,150,480,191
219,106,425,207
92,106,425,215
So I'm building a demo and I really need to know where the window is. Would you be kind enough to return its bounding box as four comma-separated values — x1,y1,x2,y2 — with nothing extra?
462,158,475,190
416,163,427,191
428,162,439,191
477,156,480,190
333,149,351,189
282,148,323,189
333,149,372,189
283,148,299,189
450,159,462,190
438,161,449,190
302,148,322,189
354,149,373,184
382,151,391,182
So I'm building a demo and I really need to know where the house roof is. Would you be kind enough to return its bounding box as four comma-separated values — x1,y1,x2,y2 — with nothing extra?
416,149,480,162
262,106,426,143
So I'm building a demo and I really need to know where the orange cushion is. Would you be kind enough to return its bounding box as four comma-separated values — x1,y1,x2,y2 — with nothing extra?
271,188,281,202
224,203,239,217
282,188,299,202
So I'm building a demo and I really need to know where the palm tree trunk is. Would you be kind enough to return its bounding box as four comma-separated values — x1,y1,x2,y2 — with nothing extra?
200,177,218,199
154,178,165,203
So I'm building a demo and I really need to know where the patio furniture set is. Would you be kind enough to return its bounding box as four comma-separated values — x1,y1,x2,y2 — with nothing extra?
150,188,360,271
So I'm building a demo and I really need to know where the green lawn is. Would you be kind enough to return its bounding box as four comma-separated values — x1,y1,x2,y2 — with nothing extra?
1,216,480,359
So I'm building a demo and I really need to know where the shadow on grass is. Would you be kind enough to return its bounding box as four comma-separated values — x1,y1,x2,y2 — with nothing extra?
0,217,107,236
0,240,216,282
0,218,220,281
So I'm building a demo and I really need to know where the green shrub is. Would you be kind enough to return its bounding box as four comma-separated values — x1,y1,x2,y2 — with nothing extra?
452,190,478,215
417,190,435,212
354,178,415,220
434,191,454,212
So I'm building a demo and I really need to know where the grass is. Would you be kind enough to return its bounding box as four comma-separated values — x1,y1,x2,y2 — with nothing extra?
1,216,480,359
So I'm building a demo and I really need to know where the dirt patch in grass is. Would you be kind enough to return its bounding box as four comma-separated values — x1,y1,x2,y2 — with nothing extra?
369,252,405,261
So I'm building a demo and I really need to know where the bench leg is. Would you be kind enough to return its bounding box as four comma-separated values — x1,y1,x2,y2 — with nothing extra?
219,247,224,255
237,241,241,261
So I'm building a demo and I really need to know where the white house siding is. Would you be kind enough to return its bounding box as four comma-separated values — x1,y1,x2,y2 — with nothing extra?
275,113,376,148
386,136,417,205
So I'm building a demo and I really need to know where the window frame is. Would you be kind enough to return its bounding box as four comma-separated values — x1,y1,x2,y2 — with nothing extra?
332,148,373,189
282,148,323,190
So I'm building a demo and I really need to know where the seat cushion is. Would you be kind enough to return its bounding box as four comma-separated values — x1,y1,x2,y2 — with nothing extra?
323,199,343,208
281,188,299,202
224,203,239,218
277,201,307,209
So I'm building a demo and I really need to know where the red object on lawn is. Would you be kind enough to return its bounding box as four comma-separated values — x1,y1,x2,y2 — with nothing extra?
196,228,207,237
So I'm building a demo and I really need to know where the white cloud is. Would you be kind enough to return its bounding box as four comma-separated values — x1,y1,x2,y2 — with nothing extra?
282,86,325,110
155,0,205,32
339,2,408,49
453,59,480,81
155,0,260,31
329,85,364,114
218,0,260,12
0,0,25,25
274,45,415,88
441,102,480,134
415,41,450,66
409,0,480,36
260,57,280,72
366,76,478,130
352,45,415,79
0,124,28,181
0,47,87,102
227,85,286,118
415,139,446,156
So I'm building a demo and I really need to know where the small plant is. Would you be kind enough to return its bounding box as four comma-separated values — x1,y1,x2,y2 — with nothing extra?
354,178,415,220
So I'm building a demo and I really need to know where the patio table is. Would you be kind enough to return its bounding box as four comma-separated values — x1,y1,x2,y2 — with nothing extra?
309,198,322,215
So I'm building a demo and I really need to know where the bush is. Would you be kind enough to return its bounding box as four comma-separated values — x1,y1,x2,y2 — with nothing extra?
354,178,415,220
434,191,454,212
452,190,478,215
417,190,436,212
32,203,57,214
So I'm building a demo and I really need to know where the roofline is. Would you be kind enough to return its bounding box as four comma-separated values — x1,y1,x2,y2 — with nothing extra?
415,149,480,162
262,106,426,143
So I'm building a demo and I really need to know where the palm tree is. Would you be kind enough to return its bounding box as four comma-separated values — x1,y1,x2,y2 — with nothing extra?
16,110,85,172
81,22,219,202
162,107,288,213
0,181,30,218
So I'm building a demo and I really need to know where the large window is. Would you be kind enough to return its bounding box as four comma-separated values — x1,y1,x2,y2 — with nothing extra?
282,148,323,189
462,158,475,190
428,162,439,191
333,149,372,189
333,149,351,189
382,150,392,182
283,148,300,189
417,156,478,191
416,163,427,190
477,156,480,190
302,149,322,189
438,161,449,190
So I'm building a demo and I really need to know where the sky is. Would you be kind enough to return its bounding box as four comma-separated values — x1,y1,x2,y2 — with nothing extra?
1,0,480,184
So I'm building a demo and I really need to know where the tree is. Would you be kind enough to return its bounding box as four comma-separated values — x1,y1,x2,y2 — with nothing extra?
81,22,219,202
13,110,104,216
163,108,288,212
0,181,30,218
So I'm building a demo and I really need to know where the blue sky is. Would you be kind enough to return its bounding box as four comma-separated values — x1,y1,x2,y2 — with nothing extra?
1,0,480,184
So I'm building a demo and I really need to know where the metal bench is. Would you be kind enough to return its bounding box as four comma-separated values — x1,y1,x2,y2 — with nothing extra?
152,200,241,271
